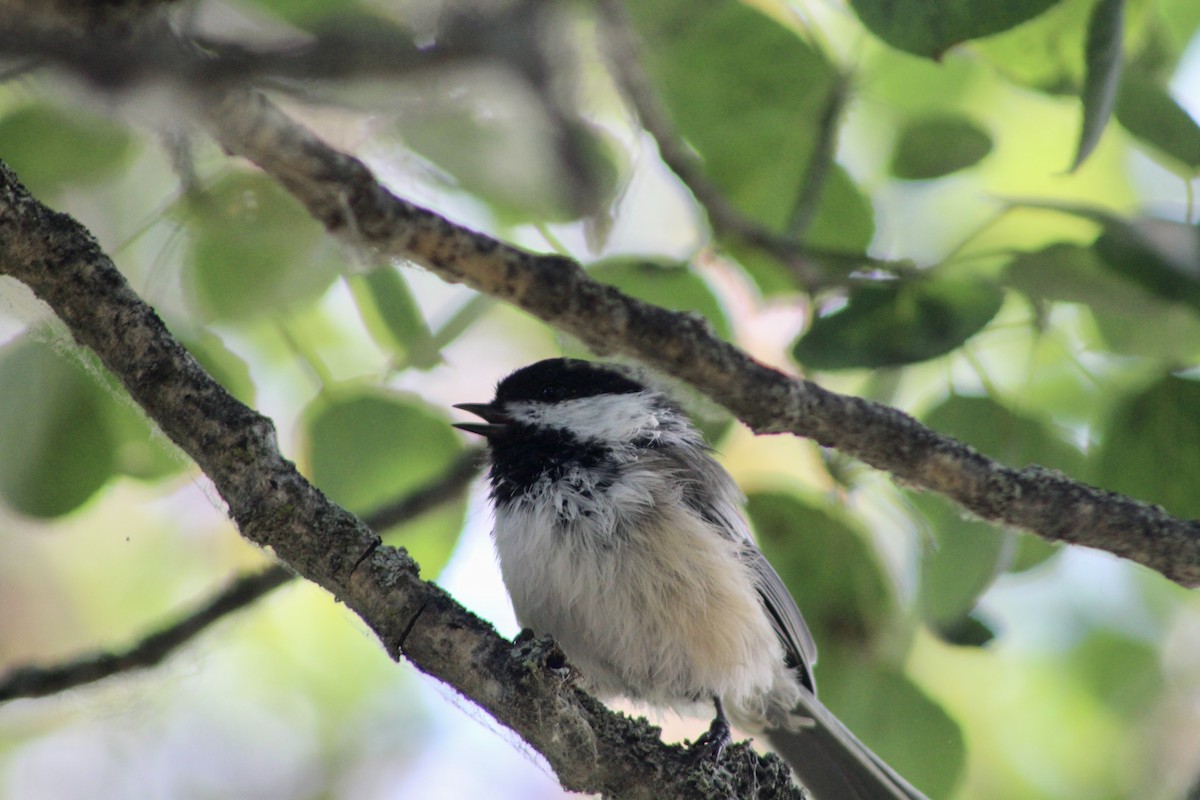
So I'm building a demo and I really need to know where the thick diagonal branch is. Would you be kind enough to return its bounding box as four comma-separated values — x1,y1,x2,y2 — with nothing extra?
0,447,484,702
0,162,800,800
201,88,1200,587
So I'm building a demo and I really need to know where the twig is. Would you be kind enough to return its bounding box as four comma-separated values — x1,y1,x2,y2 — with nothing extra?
594,0,897,291
0,447,484,703
0,566,290,701
199,87,1200,588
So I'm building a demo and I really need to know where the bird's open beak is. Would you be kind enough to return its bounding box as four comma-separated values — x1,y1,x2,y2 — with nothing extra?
452,402,511,438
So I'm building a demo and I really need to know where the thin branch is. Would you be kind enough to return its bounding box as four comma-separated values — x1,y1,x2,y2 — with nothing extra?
0,565,290,701
0,18,440,93
0,447,484,703
594,0,900,291
786,75,849,240
198,87,1200,588
365,447,484,532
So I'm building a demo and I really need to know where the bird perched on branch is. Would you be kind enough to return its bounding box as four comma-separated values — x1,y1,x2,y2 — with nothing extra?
455,357,926,800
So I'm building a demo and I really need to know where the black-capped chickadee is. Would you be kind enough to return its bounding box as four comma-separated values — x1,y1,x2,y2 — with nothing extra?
454,358,927,800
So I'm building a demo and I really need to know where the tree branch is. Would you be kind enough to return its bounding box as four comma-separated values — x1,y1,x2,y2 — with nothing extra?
197,87,1200,588
0,565,290,701
0,161,801,799
0,447,484,703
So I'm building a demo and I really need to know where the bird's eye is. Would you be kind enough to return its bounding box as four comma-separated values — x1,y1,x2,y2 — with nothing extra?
540,385,561,401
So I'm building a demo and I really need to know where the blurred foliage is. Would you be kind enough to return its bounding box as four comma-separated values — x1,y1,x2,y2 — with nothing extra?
3,0,1200,798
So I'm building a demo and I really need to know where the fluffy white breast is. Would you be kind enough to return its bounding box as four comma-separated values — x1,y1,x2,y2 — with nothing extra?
491,456,796,722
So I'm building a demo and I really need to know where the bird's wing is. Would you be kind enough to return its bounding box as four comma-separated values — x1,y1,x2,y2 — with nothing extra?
745,546,819,690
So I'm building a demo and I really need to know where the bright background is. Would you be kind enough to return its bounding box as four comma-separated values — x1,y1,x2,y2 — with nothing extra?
4,0,1200,798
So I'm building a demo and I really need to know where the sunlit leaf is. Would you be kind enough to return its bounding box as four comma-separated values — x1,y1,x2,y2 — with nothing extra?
890,115,993,180
973,0,1094,93
625,0,873,293
305,390,466,577
589,258,730,341
103,383,181,482
184,172,342,322
849,0,1059,59
0,338,117,517
348,267,440,369
1008,534,1063,573
1095,373,1200,519
1071,0,1125,171
792,278,1004,369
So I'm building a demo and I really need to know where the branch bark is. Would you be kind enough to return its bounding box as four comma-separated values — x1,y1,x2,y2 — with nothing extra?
198,87,1200,588
0,161,802,799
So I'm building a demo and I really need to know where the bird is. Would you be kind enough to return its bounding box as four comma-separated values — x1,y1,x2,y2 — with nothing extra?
453,357,928,800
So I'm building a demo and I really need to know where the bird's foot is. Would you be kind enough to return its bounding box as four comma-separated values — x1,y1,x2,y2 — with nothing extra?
689,713,732,764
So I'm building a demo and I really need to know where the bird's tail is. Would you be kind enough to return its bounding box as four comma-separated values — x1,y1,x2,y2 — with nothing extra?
763,687,929,800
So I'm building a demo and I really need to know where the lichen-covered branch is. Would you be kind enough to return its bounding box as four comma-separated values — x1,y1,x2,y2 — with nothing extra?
0,161,801,799
200,87,1200,588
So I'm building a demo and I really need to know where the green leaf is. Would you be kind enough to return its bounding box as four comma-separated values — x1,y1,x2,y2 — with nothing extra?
972,0,1094,94
1070,630,1165,716
182,331,258,408
397,85,622,223
1006,241,1200,360
937,612,997,647
801,163,876,254
0,104,135,197
849,0,1060,59
747,492,893,652
348,268,440,369
253,0,369,26
588,258,730,340
0,338,117,518
1095,373,1200,519
792,278,1004,369
1009,534,1063,573
910,490,1012,630
1092,216,1200,312
890,115,993,180
103,385,181,482
625,0,874,293
1071,0,1126,171
305,390,466,577
914,393,1082,620
817,659,966,799
923,394,1085,474
918,394,1080,594
1115,69,1200,170
184,172,342,322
